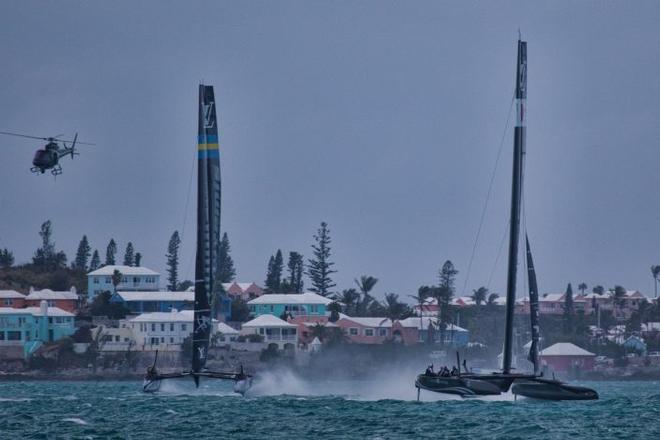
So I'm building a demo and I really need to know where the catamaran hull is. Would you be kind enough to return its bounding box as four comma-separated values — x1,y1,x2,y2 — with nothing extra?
415,374,501,397
511,381,598,400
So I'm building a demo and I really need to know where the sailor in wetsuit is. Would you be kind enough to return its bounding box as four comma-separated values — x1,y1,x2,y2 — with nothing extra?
425,364,435,376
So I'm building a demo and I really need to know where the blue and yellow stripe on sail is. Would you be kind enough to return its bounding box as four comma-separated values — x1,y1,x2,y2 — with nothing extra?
198,134,219,158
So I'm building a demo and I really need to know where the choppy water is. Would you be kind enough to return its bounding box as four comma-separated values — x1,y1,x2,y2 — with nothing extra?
0,373,658,439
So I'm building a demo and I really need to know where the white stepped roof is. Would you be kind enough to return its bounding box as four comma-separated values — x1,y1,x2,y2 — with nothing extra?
87,265,159,276
398,317,468,332
26,289,77,301
242,314,297,328
341,317,392,328
540,342,595,357
129,310,195,323
0,306,74,317
217,322,239,334
248,292,331,306
0,290,25,299
115,291,193,302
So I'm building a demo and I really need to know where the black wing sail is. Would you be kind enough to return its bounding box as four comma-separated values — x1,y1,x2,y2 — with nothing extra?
192,84,221,384
525,234,540,375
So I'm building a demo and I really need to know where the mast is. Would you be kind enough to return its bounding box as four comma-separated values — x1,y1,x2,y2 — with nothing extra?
502,39,527,374
192,84,221,386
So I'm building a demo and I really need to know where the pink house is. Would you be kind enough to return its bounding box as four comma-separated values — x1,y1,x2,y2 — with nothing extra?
222,282,264,301
335,316,418,345
0,291,26,308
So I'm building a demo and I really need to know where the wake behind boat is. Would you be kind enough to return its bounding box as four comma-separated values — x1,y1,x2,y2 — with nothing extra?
415,37,597,402
142,85,253,396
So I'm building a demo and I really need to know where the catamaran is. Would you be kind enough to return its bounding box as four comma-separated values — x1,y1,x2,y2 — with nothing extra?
142,85,252,395
415,38,598,401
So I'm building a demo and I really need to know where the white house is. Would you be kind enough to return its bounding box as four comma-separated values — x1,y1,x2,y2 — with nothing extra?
240,314,298,350
216,322,240,344
87,265,160,300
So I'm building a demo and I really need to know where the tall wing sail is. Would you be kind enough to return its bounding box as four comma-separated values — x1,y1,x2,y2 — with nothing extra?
502,39,527,374
192,84,221,382
525,235,540,375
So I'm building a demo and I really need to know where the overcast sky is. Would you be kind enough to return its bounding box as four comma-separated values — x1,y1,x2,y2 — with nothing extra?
1,1,659,301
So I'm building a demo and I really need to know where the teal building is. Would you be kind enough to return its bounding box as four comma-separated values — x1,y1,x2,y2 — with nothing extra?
248,292,332,318
0,302,76,357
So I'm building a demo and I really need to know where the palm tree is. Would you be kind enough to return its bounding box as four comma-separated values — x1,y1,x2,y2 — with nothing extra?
651,266,660,299
111,269,122,295
578,283,588,296
335,289,360,316
355,275,378,315
487,293,500,307
592,285,605,295
471,287,489,306
381,293,410,321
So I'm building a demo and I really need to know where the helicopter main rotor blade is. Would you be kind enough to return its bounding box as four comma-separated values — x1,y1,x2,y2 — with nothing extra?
0,131,48,141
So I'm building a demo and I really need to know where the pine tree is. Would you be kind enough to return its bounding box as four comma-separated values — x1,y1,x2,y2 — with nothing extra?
0,248,14,268
265,250,284,292
32,220,66,269
287,251,304,293
90,250,101,270
134,252,142,267
217,232,236,283
105,239,117,265
166,231,181,291
74,235,91,270
563,283,574,335
306,222,337,297
123,242,135,266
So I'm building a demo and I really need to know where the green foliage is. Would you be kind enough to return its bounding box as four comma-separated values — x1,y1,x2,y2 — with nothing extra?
111,270,122,292
355,275,378,315
89,249,101,271
230,298,251,322
265,249,284,292
32,220,67,270
592,285,605,295
471,287,488,305
166,231,180,291
578,282,588,295
89,291,128,319
381,293,412,320
178,280,194,291
327,301,341,322
336,288,360,316
123,242,135,266
436,260,458,343
0,248,14,268
134,252,142,267
217,232,236,283
306,222,337,296
105,239,117,265
73,235,91,271
287,251,304,293
0,265,85,293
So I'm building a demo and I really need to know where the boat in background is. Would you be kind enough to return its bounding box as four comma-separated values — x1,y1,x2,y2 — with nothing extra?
415,37,597,401
142,85,252,396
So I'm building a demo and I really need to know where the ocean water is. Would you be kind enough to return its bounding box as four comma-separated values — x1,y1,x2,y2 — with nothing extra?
0,373,658,439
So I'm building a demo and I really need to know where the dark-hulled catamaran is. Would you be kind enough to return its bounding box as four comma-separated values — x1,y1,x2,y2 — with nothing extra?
415,39,598,401
142,85,252,395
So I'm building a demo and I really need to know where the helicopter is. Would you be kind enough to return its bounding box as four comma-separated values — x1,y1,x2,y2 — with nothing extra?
0,131,95,175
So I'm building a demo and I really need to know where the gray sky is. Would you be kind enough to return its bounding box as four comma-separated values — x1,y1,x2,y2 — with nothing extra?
1,1,659,301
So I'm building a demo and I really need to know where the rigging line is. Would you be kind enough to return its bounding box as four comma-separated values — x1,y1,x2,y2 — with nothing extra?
487,218,510,289
461,91,516,297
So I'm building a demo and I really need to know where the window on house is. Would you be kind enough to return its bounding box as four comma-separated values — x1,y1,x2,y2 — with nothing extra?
7,331,21,341
134,277,140,284
122,277,128,283
181,324,187,331
170,337,174,343
170,323,174,331
48,300,55,307
115,335,120,342
161,324,165,332
3,299,12,306
365,329,374,336
151,323,156,332
310,305,318,314
93,277,99,284
349,328,358,336
0,332,4,340
379,328,388,337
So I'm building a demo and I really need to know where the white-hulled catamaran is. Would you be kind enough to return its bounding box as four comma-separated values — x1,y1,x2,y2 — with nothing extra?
415,38,598,401
143,85,252,395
